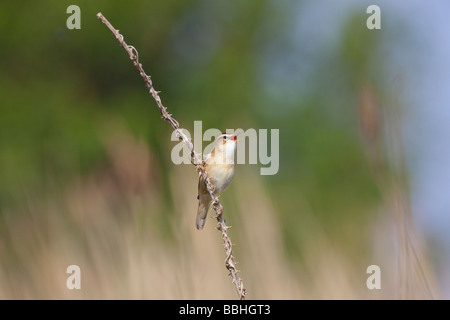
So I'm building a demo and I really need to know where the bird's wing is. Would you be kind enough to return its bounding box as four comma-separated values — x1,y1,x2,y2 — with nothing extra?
197,171,208,199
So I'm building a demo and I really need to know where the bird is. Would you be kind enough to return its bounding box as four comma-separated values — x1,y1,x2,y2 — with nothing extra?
196,133,238,230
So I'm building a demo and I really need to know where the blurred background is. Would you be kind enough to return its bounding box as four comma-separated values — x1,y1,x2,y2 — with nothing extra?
0,0,448,299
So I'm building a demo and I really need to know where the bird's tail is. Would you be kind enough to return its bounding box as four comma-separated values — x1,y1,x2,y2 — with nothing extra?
196,195,212,230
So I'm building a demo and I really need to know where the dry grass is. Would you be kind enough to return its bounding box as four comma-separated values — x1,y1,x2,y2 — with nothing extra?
0,123,439,299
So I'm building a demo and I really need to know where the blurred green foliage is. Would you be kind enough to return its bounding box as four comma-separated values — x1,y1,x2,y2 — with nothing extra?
0,1,383,259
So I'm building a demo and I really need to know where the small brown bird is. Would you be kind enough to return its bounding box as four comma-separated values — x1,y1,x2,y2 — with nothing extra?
196,133,238,230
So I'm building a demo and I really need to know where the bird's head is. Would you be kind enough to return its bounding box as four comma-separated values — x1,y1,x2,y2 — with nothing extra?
212,133,238,164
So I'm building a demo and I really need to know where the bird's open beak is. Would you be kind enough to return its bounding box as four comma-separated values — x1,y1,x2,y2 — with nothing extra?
232,134,238,142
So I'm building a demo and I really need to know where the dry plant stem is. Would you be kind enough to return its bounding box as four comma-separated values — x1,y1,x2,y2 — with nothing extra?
96,12,246,300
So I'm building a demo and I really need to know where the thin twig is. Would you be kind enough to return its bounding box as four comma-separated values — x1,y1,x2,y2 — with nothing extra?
96,12,246,300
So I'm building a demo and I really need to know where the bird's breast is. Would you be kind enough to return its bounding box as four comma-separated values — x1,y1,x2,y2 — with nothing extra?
206,163,235,194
